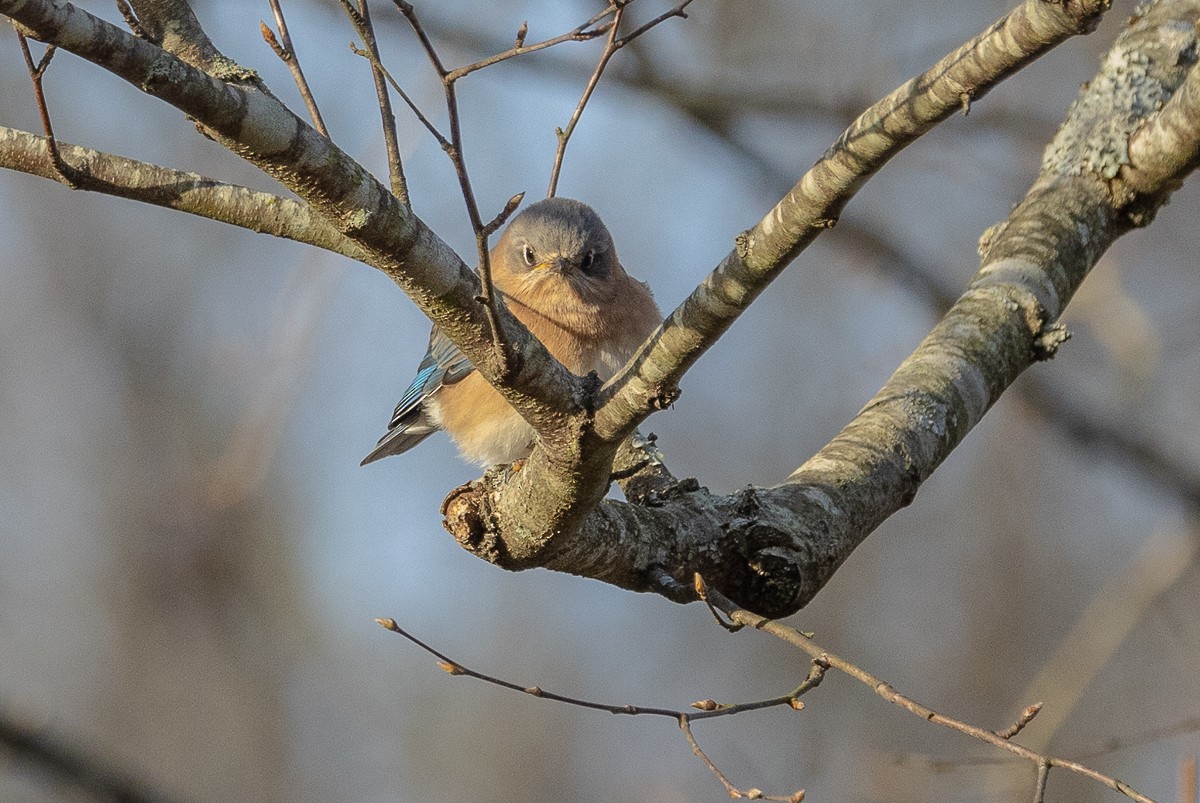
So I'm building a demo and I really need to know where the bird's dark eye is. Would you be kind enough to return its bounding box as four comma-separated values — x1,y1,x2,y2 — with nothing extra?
522,244,537,267
580,251,595,271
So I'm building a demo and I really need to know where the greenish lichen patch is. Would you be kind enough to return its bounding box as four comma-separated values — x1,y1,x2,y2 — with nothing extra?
1043,18,1198,179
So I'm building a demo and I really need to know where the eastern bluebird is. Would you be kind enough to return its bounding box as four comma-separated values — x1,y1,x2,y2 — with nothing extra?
362,197,661,467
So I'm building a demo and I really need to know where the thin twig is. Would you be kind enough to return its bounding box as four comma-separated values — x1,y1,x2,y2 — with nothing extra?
695,571,744,632
445,8,617,82
547,0,694,197
392,0,512,375
263,0,328,137
699,581,1157,803
679,715,804,801
335,0,408,203
375,616,816,722
376,616,815,799
14,28,74,186
356,0,406,201
392,0,445,75
348,44,449,148
678,715,740,797
483,191,526,237
615,0,695,48
1033,761,1051,803
996,702,1044,740
547,5,625,198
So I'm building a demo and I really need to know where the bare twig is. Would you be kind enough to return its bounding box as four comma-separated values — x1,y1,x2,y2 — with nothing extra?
356,0,406,201
13,28,74,186
375,616,817,723
335,0,408,203
392,0,515,375
546,0,694,197
616,0,696,47
375,616,817,799
678,715,739,797
679,715,806,802
483,191,527,237
996,702,1044,740
263,0,328,137
445,8,616,82
1033,761,1051,803
348,43,449,148
700,581,1157,803
546,4,624,198
695,571,744,632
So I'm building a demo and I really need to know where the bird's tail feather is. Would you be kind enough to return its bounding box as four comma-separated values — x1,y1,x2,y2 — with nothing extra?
359,424,437,466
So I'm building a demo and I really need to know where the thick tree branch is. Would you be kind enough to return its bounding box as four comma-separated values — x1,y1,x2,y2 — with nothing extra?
0,126,369,259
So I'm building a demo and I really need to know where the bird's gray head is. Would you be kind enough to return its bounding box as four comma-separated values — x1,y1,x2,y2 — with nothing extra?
498,197,618,283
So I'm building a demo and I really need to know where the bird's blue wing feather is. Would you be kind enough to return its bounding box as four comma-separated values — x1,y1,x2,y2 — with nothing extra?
360,327,474,465
388,328,472,427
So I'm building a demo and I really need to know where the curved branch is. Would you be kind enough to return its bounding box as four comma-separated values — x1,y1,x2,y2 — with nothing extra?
0,126,369,259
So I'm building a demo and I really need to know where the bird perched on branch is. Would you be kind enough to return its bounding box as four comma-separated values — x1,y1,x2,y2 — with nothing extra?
362,197,661,467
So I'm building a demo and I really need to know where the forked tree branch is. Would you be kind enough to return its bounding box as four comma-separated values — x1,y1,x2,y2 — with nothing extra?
4,0,1198,622
443,0,1123,612
374,573,1157,802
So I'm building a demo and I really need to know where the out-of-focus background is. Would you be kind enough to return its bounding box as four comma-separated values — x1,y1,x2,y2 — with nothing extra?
1,1,1198,800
